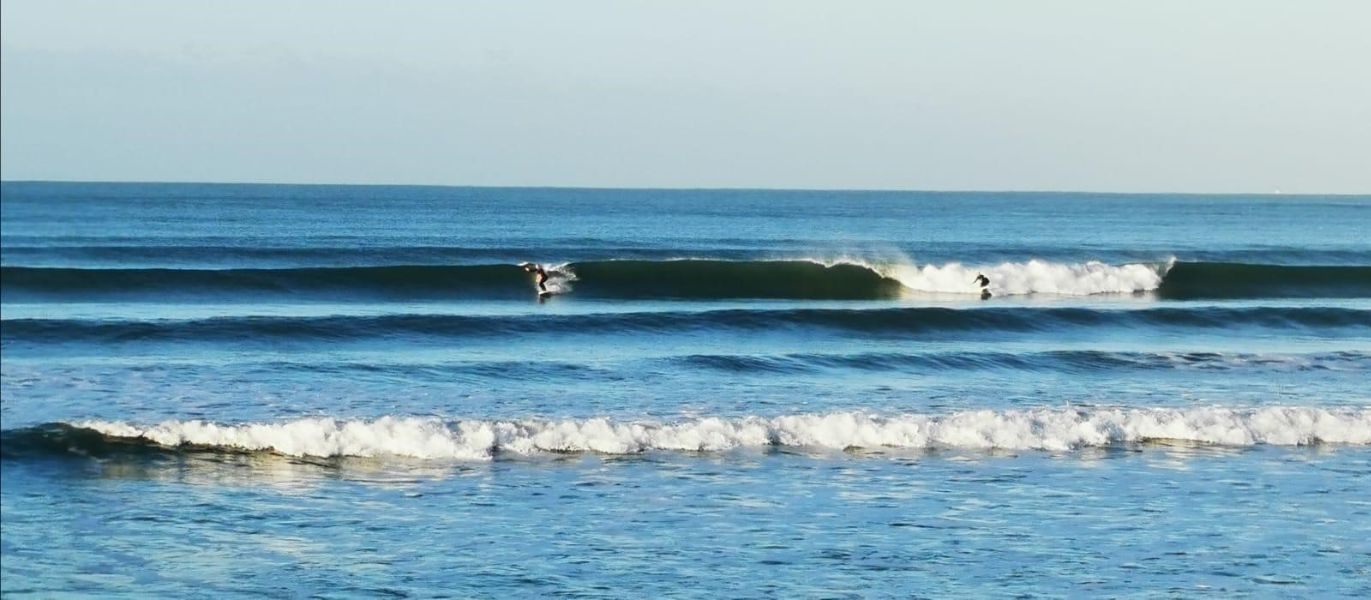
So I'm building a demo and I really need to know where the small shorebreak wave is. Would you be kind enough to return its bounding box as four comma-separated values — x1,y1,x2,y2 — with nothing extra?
5,259,1370,301
4,407,1368,461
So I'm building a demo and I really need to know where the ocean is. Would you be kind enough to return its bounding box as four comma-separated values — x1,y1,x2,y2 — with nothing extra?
2,182,1369,597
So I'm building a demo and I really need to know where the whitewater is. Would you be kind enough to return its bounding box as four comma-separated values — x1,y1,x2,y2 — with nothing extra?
68,407,1371,459
822,256,1167,296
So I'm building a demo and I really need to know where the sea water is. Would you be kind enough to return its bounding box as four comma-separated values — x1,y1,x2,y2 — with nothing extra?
2,182,1369,597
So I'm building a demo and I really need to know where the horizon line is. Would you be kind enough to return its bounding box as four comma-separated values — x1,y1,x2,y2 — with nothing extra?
1,178,1363,198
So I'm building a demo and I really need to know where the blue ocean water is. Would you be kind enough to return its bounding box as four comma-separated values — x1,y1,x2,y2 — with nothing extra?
2,182,1369,597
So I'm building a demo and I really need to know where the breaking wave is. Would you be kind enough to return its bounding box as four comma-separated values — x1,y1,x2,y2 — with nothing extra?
5,259,1367,301
4,407,1368,461
877,259,1165,296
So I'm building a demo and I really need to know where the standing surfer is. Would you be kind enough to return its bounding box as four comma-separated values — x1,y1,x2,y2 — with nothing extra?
522,262,549,293
974,273,991,299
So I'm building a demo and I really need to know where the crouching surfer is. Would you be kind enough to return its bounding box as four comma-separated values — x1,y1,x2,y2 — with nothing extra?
522,262,549,293
974,273,991,300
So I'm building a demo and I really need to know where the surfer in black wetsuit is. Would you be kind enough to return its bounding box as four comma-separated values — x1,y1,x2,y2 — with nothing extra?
522,263,549,292
974,273,991,299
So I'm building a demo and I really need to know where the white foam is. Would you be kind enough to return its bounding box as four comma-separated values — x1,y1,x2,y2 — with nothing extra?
807,256,1170,296
539,262,577,295
77,406,1371,460
886,259,1171,296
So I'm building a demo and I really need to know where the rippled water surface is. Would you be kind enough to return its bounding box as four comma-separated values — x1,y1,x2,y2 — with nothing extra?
3,182,1370,597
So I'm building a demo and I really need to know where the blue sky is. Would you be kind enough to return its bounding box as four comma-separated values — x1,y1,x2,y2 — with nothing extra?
2,1,1368,192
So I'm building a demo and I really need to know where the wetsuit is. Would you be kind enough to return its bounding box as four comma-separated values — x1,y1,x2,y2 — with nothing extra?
524,264,548,292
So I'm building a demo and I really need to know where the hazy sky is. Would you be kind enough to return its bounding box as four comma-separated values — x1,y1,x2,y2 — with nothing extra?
2,1,1368,192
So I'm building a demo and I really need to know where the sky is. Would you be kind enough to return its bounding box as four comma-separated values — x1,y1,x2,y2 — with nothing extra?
2,0,1368,193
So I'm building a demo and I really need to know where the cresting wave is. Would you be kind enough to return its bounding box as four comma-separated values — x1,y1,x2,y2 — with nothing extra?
5,259,1370,300
3,407,1367,461
5,306,1367,344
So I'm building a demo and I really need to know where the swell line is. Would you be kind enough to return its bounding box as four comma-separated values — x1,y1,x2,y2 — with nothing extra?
6,259,1369,301
3,307,1367,345
674,350,1371,375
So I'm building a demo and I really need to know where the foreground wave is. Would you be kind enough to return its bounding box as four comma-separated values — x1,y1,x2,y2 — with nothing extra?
4,407,1368,461
6,259,1369,300
5,306,1367,344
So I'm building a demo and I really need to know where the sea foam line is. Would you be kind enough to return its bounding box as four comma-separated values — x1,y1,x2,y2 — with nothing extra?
76,407,1371,460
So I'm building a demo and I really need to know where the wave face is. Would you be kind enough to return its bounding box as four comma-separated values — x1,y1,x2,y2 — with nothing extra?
1156,262,1371,299
0,260,900,300
0,264,530,300
6,259,1367,301
4,407,1366,460
5,306,1366,344
561,259,904,299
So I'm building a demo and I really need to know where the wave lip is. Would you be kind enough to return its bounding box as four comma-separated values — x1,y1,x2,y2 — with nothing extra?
3,407,1362,461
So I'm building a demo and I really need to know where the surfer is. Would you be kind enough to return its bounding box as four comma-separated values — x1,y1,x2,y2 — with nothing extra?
522,262,549,293
974,273,991,299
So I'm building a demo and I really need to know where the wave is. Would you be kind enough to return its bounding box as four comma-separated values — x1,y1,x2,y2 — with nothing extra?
4,407,1367,461
6,259,1368,301
0,260,899,300
878,259,1166,296
1158,262,1371,299
4,306,1366,344
676,350,1371,375
0,264,530,300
